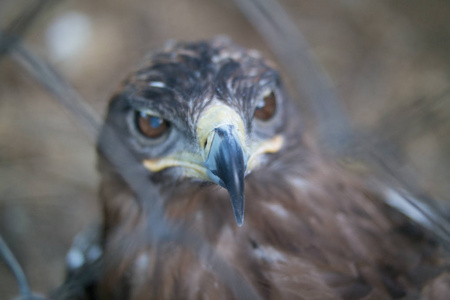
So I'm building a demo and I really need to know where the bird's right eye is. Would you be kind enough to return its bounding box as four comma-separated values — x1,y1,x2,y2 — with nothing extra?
254,90,277,121
135,111,169,138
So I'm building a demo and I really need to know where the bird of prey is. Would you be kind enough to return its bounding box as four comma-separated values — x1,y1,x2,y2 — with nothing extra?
66,37,449,300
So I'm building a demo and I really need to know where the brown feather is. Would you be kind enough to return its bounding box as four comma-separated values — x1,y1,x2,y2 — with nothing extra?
92,39,450,300
96,138,450,299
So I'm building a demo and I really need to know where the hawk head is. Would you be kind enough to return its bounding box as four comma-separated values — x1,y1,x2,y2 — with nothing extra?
99,37,302,226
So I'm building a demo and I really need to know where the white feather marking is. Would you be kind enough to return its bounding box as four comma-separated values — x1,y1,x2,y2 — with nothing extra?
384,188,434,226
149,81,166,88
212,51,231,63
247,68,259,77
86,245,102,261
66,248,84,269
265,203,289,218
253,246,287,264
289,177,313,191
247,49,261,59
135,253,149,271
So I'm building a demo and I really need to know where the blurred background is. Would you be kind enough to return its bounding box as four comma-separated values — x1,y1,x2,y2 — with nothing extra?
1,0,449,298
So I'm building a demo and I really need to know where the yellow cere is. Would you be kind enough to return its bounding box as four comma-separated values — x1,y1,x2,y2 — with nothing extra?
196,102,247,159
143,152,209,180
247,135,284,172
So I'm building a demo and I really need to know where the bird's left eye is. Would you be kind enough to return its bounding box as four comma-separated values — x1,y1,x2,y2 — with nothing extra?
135,112,169,138
254,91,277,121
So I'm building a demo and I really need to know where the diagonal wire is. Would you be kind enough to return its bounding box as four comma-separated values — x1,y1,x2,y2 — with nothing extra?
0,235,32,298
0,0,60,59
233,0,353,153
0,2,60,300
0,234,49,300
12,42,101,143
354,133,450,249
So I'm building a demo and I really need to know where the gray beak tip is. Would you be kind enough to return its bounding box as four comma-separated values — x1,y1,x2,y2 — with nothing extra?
204,125,247,227
236,214,244,227
231,195,245,227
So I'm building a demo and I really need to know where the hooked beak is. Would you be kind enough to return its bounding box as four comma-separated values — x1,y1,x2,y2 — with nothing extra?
142,103,283,227
203,125,248,226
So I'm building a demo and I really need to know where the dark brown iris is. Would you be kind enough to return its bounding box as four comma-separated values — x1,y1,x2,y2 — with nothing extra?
254,91,276,121
136,112,169,138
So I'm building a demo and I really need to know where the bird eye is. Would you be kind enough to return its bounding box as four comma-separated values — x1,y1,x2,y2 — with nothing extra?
135,111,169,138
254,91,276,121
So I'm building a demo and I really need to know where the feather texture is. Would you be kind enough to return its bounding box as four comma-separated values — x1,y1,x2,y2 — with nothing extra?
65,39,450,300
